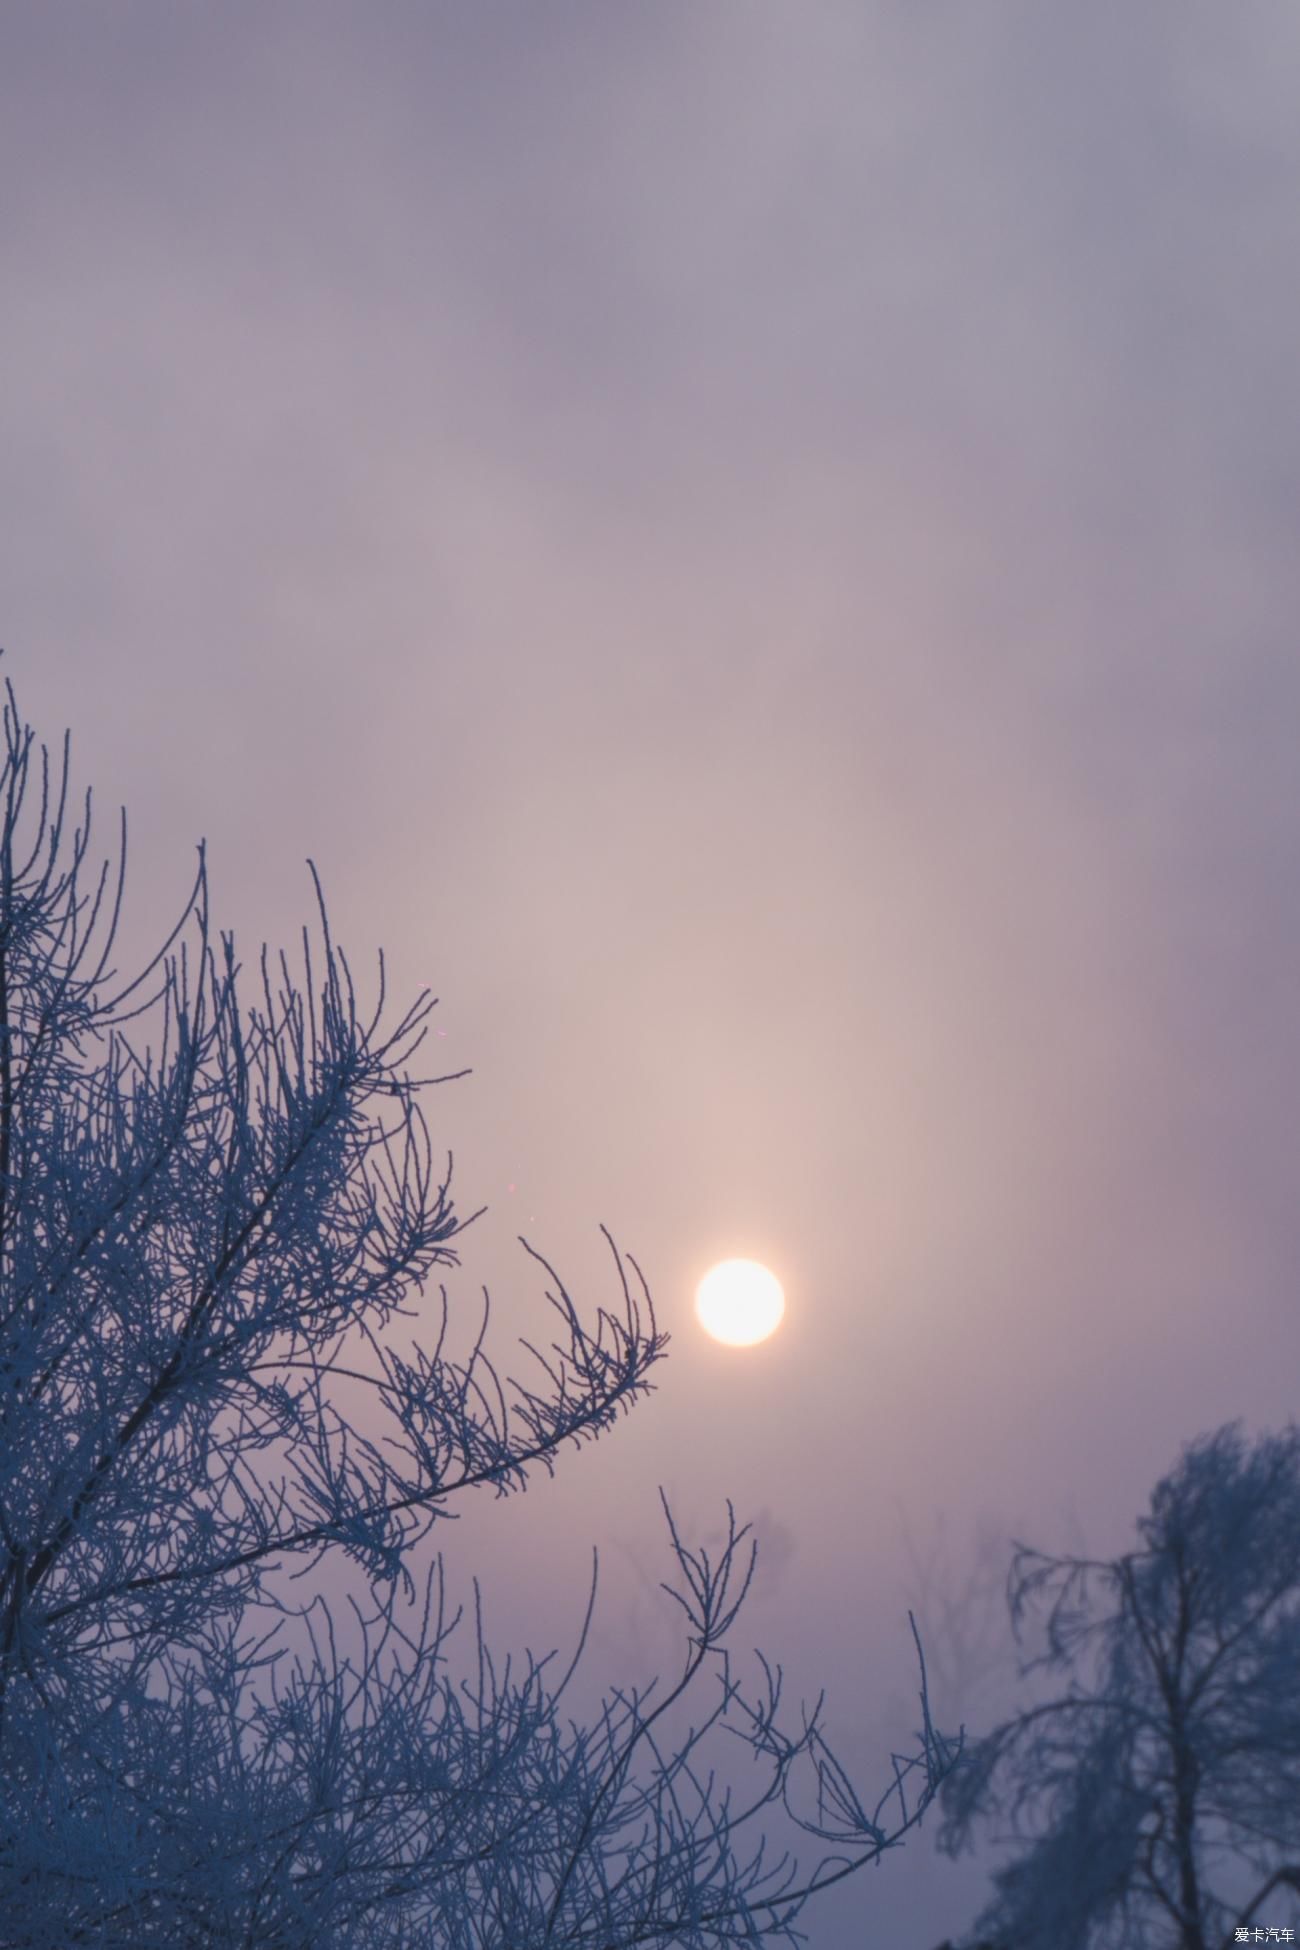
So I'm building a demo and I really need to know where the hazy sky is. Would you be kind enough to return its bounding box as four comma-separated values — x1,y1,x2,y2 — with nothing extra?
4,6,1300,1942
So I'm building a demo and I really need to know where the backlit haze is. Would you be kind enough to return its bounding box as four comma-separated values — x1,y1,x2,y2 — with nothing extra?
4,6,1300,1941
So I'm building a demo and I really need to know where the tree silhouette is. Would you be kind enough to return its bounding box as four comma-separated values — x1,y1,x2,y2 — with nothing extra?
935,1421,1300,1950
892,1499,1024,1738
0,670,961,1948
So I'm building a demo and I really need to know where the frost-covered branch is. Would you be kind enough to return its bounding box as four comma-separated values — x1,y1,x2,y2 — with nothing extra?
0,669,962,1948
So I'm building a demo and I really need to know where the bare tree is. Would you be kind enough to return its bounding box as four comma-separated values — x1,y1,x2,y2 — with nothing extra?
0,669,961,1948
892,1501,1024,1739
935,1421,1300,1950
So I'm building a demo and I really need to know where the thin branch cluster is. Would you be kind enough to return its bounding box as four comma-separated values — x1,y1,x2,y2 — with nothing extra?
0,675,961,1949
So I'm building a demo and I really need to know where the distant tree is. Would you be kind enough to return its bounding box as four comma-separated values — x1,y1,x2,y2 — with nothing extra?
0,671,961,1949
934,1420,1300,1950
893,1500,1024,1737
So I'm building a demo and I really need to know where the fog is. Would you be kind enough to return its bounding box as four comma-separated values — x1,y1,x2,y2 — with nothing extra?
4,5,1299,1941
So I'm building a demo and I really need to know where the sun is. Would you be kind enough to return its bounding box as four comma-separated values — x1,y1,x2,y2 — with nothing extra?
694,1259,786,1347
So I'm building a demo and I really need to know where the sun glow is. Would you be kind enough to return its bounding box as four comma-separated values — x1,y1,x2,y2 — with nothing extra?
694,1260,786,1347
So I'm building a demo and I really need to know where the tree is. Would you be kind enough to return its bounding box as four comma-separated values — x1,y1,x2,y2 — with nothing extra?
892,1499,1026,1739
0,669,961,1949
934,1420,1300,1950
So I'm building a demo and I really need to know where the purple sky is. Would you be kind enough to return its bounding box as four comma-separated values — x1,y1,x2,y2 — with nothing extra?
5,6,1300,1941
